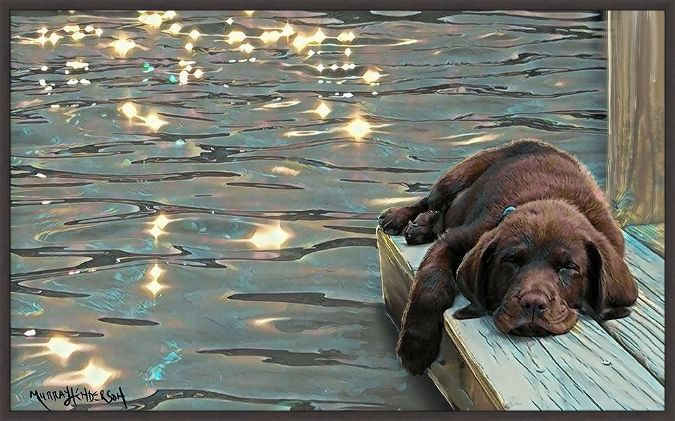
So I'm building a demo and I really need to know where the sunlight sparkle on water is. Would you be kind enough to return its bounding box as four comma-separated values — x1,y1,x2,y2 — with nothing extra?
148,225,163,239
337,31,356,43
345,118,371,140
147,213,170,240
141,113,168,131
260,30,282,44
138,12,164,29
16,336,94,365
70,31,85,41
249,222,290,249
292,34,310,52
371,197,421,206
81,361,115,389
145,278,164,297
119,101,169,131
227,30,247,44
66,60,88,70
362,69,383,84
144,263,166,297
48,32,62,46
261,100,300,109
189,29,201,40
239,43,254,54
280,23,295,37
150,264,163,279
45,337,82,363
253,317,290,326
109,38,138,57
44,359,117,390
62,24,80,33
119,101,138,119
314,102,331,119
271,166,300,176
179,70,189,85
166,23,182,34
292,29,327,52
153,214,171,229
311,29,326,44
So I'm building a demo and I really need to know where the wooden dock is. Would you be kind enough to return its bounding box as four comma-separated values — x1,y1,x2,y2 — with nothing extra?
376,10,665,410
378,228,664,410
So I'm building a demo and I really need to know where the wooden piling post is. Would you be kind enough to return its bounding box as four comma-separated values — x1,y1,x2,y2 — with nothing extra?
606,11,665,225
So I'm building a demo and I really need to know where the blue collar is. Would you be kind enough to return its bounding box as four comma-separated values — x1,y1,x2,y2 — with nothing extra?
497,205,517,226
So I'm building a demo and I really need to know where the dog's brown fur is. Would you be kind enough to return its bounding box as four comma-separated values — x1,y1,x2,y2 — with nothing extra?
378,140,638,375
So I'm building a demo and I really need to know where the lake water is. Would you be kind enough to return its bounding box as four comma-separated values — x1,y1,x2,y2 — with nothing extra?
11,10,607,410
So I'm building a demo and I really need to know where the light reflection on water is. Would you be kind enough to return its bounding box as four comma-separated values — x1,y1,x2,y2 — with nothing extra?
11,10,606,410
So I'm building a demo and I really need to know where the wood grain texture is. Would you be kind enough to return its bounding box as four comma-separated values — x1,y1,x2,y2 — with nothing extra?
378,227,665,410
378,228,494,410
444,295,663,410
607,11,665,224
426,335,495,411
624,223,665,257
601,233,664,384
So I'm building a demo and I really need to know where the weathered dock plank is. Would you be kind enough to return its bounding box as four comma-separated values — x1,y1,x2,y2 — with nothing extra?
444,295,663,410
624,224,665,258
600,233,665,384
378,227,665,410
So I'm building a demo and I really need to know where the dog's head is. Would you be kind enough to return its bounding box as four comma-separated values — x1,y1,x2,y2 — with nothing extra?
455,199,638,336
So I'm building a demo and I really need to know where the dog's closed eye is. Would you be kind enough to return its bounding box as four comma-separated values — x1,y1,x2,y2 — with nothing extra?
557,262,579,285
500,250,527,267
501,258,520,269
561,261,580,271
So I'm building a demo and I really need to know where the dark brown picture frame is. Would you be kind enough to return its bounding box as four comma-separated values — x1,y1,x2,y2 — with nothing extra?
1,1,672,419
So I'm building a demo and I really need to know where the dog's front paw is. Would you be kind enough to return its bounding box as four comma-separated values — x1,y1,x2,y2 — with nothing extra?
379,206,417,235
403,221,436,245
396,321,442,375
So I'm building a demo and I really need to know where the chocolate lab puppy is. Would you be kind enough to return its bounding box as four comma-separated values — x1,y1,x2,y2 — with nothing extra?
378,139,638,375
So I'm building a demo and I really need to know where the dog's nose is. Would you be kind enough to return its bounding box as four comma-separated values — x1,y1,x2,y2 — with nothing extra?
519,292,548,312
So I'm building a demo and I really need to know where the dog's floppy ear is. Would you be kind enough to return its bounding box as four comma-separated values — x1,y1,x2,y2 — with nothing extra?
585,229,638,320
454,229,497,319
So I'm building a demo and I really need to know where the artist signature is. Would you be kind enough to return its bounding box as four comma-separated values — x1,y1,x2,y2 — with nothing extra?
29,386,127,410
